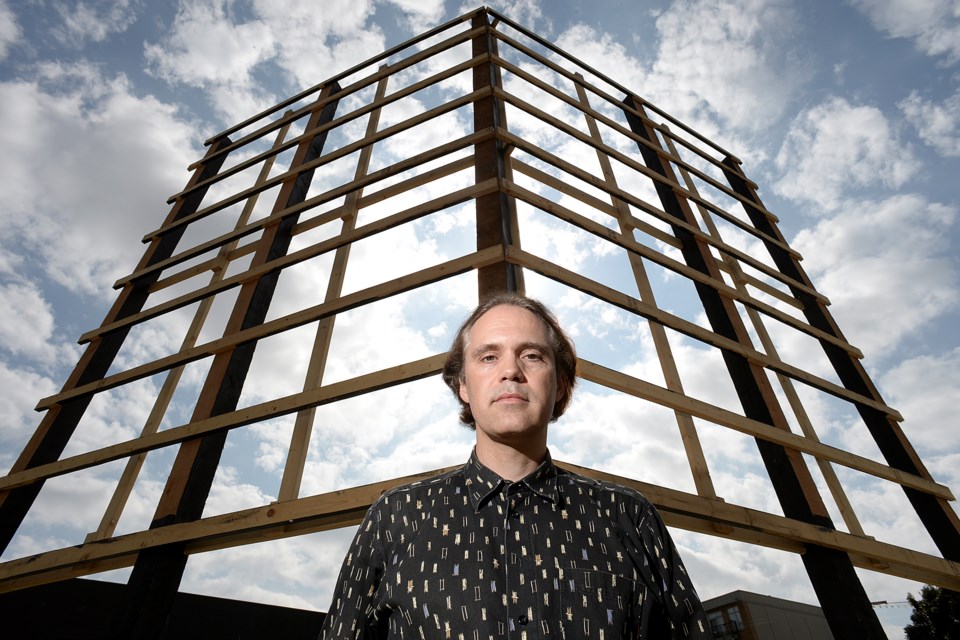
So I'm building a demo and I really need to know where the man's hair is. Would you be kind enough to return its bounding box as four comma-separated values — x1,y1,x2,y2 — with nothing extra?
442,292,578,428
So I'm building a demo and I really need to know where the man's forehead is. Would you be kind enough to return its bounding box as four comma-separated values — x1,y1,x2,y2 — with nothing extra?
465,304,552,346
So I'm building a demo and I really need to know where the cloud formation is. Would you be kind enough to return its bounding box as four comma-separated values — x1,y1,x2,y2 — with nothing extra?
52,0,143,46
791,194,958,356
0,61,198,294
0,0,20,59
774,97,920,211
852,0,960,64
900,88,960,157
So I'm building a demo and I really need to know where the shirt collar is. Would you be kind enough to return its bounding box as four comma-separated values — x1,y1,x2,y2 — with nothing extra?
464,449,560,512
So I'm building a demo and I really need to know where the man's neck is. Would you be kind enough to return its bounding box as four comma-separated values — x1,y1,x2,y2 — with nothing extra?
474,436,547,481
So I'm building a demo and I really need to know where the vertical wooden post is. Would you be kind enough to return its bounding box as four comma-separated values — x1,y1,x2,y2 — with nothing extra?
109,84,341,640
621,95,887,639
472,13,521,297
0,137,232,554
574,78,717,501
277,73,389,503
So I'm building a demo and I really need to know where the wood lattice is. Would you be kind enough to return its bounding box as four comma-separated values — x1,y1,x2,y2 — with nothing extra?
1,6,957,635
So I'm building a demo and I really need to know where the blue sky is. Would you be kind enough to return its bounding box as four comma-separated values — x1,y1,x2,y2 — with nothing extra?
1,0,958,637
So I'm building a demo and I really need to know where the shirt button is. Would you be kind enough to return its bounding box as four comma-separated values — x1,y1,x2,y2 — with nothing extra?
517,614,529,626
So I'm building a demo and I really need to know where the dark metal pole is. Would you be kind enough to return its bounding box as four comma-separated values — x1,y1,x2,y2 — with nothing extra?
109,84,341,640
621,95,888,639
0,138,232,554
721,155,960,563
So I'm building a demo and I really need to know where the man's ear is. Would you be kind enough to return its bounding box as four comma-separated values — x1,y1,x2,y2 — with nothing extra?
555,376,566,402
458,380,470,404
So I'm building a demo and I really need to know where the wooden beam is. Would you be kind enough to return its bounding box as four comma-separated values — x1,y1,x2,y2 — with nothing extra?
3,463,957,594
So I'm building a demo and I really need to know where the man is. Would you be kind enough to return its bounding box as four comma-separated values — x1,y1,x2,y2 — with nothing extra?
320,293,711,639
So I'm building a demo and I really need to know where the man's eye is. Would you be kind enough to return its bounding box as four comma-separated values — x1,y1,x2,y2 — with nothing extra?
480,354,497,362
524,352,544,361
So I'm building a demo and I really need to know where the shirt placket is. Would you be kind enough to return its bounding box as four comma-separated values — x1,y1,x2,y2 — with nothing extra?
503,482,538,638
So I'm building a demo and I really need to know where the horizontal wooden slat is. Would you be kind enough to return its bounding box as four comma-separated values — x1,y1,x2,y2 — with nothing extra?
2,462,957,594
115,128,495,290
145,86,492,243
16,354,449,492
201,10,485,148
574,360,944,498
40,239,502,411
506,246,904,421
170,51,485,208
495,85,796,260
504,180,858,358
499,129,829,306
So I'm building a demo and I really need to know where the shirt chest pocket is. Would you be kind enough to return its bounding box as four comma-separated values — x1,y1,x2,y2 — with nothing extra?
551,567,641,635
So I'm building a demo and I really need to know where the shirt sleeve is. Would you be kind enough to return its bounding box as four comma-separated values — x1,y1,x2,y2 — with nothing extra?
639,503,713,639
319,497,389,640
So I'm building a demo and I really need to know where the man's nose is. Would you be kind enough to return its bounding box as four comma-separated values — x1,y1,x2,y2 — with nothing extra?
499,357,524,381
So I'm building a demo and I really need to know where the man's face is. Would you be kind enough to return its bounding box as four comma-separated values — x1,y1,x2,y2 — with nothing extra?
458,304,563,447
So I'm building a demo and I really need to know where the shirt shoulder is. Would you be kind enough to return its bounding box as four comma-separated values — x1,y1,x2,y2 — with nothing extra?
557,467,658,518
370,465,469,512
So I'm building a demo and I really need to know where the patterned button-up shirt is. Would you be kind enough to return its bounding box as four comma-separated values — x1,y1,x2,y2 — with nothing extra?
320,450,712,639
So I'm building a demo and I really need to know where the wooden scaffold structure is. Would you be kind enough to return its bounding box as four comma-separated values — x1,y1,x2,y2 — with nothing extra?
1,7,958,638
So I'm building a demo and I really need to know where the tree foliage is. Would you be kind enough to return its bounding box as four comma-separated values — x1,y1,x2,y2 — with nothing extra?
905,585,960,640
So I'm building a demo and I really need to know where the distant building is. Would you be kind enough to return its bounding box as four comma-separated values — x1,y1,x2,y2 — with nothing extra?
703,591,834,640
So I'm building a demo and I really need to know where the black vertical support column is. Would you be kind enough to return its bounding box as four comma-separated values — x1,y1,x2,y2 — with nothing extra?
621,95,887,638
472,13,519,297
0,137,232,554
110,84,341,640
721,155,960,562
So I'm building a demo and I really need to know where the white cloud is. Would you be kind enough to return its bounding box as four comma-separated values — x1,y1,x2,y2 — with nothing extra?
53,0,142,46
470,0,548,33
0,0,21,60
774,97,920,211
900,88,960,157
142,0,290,123
300,378,469,496
845,470,940,552
880,347,960,451
791,194,958,355
553,389,695,487
925,451,960,496
556,0,807,138
11,463,125,531
144,1,276,87
554,23,646,98
181,527,358,610
61,376,159,457
0,361,59,473
0,281,59,365
204,464,274,515
516,204,596,272
0,532,74,564
251,0,383,89
852,0,960,64
382,0,445,34
679,535,816,604
648,0,807,132
0,61,198,295
144,0,390,122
